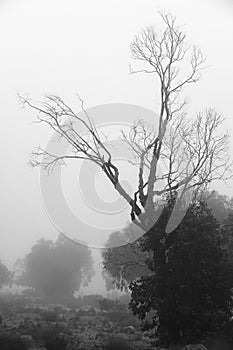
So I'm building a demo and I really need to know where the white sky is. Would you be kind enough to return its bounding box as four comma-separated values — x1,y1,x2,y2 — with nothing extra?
0,0,233,294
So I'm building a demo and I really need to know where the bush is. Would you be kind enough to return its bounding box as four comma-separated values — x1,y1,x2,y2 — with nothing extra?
0,295,14,316
106,310,139,328
103,337,133,350
42,309,60,322
0,332,29,350
0,295,30,316
69,312,80,327
106,311,125,324
39,326,68,350
77,309,87,317
97,298,123,311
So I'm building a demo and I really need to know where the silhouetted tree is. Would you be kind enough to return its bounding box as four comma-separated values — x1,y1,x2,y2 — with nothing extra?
17,235,94,301
20,11,231,234
103,190,233,292
129,198,233,346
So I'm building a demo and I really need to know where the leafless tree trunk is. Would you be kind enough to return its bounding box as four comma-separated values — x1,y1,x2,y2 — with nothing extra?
19,11,232,236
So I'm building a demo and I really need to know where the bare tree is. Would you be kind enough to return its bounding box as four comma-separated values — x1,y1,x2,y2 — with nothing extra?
19,11,232,236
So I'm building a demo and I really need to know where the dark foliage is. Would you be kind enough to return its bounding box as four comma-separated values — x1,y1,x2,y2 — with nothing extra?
0,332,29,350
0,294,29,317
36,325,69,350
102,224,150,291
97,297,125,311
16,234,94,301
207,336,233,350
42,309,60,322
103,337,133,350
129,198,233,346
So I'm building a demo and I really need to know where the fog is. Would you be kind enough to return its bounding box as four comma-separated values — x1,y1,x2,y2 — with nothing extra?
0,0,233,295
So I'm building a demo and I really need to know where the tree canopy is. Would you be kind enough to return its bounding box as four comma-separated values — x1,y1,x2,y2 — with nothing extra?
17,235,94,301
102,223,151,291
102,190,233,292
129,198,233,346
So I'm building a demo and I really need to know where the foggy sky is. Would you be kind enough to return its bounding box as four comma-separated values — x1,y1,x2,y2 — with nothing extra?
0,0,233,294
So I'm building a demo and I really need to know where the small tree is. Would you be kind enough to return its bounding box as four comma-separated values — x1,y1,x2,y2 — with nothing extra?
0,260,12,289
102,223,151,291
17,235,94,301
